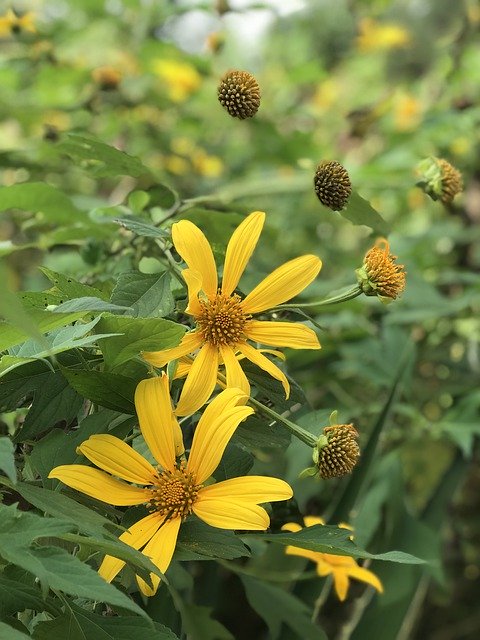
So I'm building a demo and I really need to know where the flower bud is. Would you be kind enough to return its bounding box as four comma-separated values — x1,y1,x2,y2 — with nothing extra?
315,424,360,479
356,238,406,302
218,70,261,119
314,160,352,211
416,157,463,204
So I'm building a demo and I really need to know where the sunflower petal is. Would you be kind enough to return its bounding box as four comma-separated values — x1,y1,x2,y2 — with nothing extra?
199,476,292,504
78,434,158,485
142,331,202,368
241,255,322,314
222,211,265,296
172,220,218,296
187,405,254,484
245,320,320,350
285,546,321,563
182,268,203,316
48,465,149,505
135,374,178,472
174,343,219,417
346,564,383,593
304,516,325,527
332,570,350,601
219,345,250,394
238,342,290,398
282,522,302,533
193,497,270,530
98,512,164,583
136,517,182,596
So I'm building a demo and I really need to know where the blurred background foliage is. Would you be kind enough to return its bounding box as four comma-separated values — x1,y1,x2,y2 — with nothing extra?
1,0,479,638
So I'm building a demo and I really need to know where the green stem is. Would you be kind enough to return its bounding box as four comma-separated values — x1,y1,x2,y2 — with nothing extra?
273,284,362,311
155,238,184,285
248,396,317,448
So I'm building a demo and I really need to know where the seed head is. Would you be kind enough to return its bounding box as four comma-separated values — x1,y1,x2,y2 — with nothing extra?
314,161,352,211
218,70,261,119
316,424,360,479
416,157,463,204
356,238,406,301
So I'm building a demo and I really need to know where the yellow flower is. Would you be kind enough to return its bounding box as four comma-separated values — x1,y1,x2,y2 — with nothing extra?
393,93,422,131
153,59,201,102
0,8,35,36
49,376,292,596
357,18,410,53
192,151,224,178
356,238,406,302
143,212,322,416
282,517,383,601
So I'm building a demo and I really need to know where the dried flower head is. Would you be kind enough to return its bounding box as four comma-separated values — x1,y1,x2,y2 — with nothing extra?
218,70,261,119
356,238,406,302
416,157,463,204
314,161,352,211
315,424,360,479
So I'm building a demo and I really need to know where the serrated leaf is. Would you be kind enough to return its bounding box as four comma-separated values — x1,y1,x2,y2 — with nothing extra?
111,271,174,318
0,310,87,352
0,437,16,483
0,575,59,618
115,217,170,238
95,316,186,369
53,297,132,313
241,575,325,640
339,190,390,235
260,525,425,563
0,182,85,223
174,519,250,561
212,442,253,481
57,133,151,178
39,268,106,300
61,368,137,414
233,416,291,451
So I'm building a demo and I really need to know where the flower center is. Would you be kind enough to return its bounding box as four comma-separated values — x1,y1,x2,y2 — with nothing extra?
197,291,250,346
147,462,201,520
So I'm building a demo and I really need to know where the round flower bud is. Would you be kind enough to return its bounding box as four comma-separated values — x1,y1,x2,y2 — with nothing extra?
415,157,463,204
217,70,261,119
314,160,352,211
356,238,406,302
316,424,360,479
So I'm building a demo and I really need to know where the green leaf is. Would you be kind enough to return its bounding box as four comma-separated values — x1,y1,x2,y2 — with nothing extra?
95,316,186,369
0,309,87,352
260,525,425,563
0,182,85,223
115,217,170,238
212,443,253,481
111,271,174,318
174,519,250,561
32,603,178,640
53,297,132,313
56,133,151,178
233,416,291,451
170,600,233,640
0,622,31,640
0,437,16,483
39,268,106,301
339,190,390,236
0,574,59,618
61,368,137,414
241,575,325,640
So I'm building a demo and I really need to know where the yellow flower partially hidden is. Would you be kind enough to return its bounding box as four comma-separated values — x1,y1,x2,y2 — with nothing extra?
143,211,322,416
153,59,201,102
49,375,292,596
0,8,35,36
357,18,410,53
282,517,383,601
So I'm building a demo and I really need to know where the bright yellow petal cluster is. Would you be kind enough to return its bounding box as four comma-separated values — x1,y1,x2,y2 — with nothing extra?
143,212,322,416
153,59,202,102
357,18,410,53
49,375,292,596
282,517,383,601
0,8,36,36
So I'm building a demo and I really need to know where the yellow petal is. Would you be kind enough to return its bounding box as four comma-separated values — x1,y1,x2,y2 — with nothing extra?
199,386,249,425
182,268,203,316
346,564,383,593
199,476,292,503
219,345,250,394
142,331,202,368
174,343,219,417
187,405,254,484
136,517,182,596
304,516,325,527
98,512,164,583
315,557,335,577
48,465,149,505
78,434,158,485
135,374,178,472
172,220,218,297
238,342,290,398
241,255,322,314
332,569,350,601
282,522,302,533
221,211,265,296
285,546,322,563
193,497,270,530
245,320,320,350
172,357,191,380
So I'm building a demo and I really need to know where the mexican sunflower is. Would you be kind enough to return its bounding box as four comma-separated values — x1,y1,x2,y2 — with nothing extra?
49,375,293,596
143,211,322,416
282,517,383,601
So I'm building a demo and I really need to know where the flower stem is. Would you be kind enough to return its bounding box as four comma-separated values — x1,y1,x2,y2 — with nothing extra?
273,284,363,311
248,397,317,448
